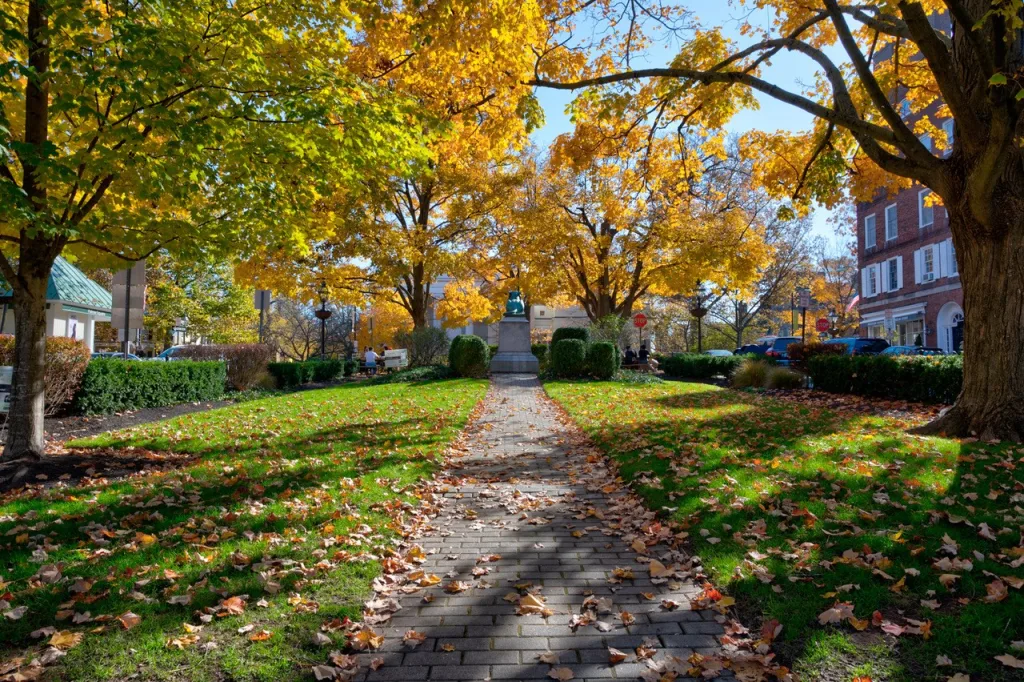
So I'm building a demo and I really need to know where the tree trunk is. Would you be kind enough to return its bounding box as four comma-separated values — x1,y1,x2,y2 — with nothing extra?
917,209,1024,441
3,251,54,461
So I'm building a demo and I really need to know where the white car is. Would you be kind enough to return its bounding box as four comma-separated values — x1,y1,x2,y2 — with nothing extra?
703,349,734,357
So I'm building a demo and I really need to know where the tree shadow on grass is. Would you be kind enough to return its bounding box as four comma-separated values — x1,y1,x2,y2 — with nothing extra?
553,381,1023,682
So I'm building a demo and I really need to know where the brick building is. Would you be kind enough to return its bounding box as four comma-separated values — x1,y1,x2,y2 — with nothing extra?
855,127,963,352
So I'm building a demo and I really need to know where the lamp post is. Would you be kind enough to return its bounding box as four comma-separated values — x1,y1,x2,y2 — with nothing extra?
688,281,708,353
827,308,838,337
314,280,332,361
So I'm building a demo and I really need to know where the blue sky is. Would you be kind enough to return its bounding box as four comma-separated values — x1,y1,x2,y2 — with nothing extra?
529,0,840,239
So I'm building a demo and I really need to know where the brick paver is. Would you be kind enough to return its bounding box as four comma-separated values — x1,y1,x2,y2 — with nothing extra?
361,374,731,681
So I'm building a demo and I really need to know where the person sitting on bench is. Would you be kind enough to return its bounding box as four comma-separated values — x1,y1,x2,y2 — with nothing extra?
623,345,637,367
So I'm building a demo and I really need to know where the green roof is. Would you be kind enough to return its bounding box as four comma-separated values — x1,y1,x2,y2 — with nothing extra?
1,257,112,311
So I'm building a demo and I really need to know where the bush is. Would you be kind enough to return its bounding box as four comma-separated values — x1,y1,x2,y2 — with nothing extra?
343,359,359,377
661,353,743,380
309,358,343,382
267,361,308,389
731,358,770,388
588,315,626,344
369,365,452,384
530,343,548,363
488,344,499,358
395,327,450,367
585,341,618,380
0,335,91,415
551,326,589,346
764,367,804,390
448,334,490,377
785,341,846,371
178,343,273,391
809,354,962,404
74,359,226,415
551,338,588,378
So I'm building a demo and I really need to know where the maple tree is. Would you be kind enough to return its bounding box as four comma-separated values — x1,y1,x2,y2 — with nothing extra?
0,0,416,460
533,0,1024,439
809,238,861,338
523,122,768,321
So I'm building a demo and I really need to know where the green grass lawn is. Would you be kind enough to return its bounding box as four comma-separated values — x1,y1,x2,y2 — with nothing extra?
0,378,486,681
546,379,1024,682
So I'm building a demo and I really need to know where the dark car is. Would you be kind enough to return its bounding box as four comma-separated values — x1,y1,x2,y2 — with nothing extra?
824,337,891,356
764,336,802,365
91,351,141,360
735,343,769,356
881,345,945,357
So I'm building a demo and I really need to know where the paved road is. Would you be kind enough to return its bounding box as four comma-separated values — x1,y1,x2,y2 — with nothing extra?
362,374,730,681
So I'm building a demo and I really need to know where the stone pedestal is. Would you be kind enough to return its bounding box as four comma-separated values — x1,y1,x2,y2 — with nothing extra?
490,316,539,373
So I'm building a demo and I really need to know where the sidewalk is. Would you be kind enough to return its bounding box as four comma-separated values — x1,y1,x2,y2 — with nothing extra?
359,374,730,681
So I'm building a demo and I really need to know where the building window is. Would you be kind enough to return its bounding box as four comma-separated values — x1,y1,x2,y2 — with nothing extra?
900,99,911,117
865,214,877,248
868,266,878,296
866,324,886,339
898,319,924,346
885,204,898,241
942,119,954,155
919,190,934,228
949,240,958,275
918,133,932,151
924,247,935,279
888,259,898,291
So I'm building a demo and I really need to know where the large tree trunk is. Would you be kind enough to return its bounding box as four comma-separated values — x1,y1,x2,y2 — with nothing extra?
3,250,55,461
918,207,1024,441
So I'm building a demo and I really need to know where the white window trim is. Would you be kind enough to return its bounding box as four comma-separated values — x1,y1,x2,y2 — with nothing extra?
947,238,959,277
918,190,934,228
918,133,932,152
865,214,877,249
942,119,954,156
885,203,898,241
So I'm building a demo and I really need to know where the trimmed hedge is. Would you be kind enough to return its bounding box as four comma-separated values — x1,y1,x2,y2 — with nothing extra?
74,359,226,415
343,359,359,377
551,326,589,345
530,343,548,363
267,361,312,388
0,334,90,415
449,335,490,377
786,342,846,371
586,341,618,380
808,354,962,404
551,338,587,378
661,353,743,380
177,343,274,390
310,359,344,382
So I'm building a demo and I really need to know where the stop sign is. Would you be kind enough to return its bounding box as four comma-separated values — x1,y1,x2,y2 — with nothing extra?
816,317,830,333
633,312,648,329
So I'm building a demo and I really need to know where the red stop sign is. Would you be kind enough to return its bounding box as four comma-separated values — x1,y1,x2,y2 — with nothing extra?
816,318,830,333
633,312,648,329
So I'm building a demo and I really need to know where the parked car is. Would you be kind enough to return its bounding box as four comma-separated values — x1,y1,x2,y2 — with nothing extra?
703,349,734,357
764,336,802,365
154,345,187,361
91,351,141,360
881,345,945,356
735,343,769,356
824,337,891,356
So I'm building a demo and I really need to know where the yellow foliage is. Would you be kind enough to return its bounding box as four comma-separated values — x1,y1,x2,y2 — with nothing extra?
355,297,413,350
434,282,496,328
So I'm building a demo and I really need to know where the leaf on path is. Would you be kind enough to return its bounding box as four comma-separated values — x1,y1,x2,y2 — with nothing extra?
608,647,628,664
536,650,560,664
548,667,574,680
403,630,427,647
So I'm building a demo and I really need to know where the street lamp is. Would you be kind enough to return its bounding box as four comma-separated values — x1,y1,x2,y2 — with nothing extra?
314,279,332,361
827,308,838,337
688,281,708,353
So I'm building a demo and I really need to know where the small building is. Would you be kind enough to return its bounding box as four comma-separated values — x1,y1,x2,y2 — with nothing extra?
0,257,113,352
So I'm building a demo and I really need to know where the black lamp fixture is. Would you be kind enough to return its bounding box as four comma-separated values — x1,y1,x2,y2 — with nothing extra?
314,279,332,360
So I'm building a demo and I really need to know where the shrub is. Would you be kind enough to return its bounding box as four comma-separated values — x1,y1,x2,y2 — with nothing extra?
586,341,618,380
395,327,450,367
0,335,91,415
588,315,626,344
551,326,589,346
530,343,548,363
178,343,273,390
369,365,452,384
343,359,359,377
785,341,846,371
74,359,226,415
764,367,804,390
660,353,743,380
550,338,588,378
448,334,490,377
808,354,962,404
488,344,499,358
731,358,770,388
309,359,343,382
267,361,307,389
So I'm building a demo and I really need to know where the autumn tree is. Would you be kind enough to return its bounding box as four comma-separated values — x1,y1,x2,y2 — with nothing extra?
534,0,1024,438
527,123,768,322
0,1,417,460
809,237,860,338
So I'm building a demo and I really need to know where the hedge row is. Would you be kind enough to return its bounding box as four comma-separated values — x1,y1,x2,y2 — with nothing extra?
267,359,344,388
809,354,962,404
449,335,490,377
785,342,846,371
661,354,744,379
549,339,618,379
74,359,226,415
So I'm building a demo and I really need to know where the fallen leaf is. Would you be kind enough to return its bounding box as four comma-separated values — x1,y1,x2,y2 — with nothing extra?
548,667,574,681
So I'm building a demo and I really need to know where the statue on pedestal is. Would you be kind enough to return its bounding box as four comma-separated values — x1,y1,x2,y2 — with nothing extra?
491,290,538,373
504,291,525,317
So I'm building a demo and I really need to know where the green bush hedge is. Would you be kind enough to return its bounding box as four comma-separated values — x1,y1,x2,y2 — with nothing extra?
74,359,226,415
531,343,548,362
586,341,619,380
309,359,344,382
786,342,846,371
267,361,310,388
551,326,589,345
661,353,743,379
808,354,962,404
551,338,588,378
449,335,490,377
343,359,359,377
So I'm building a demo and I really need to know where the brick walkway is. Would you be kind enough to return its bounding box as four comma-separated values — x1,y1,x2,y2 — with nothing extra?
364,374,730,681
